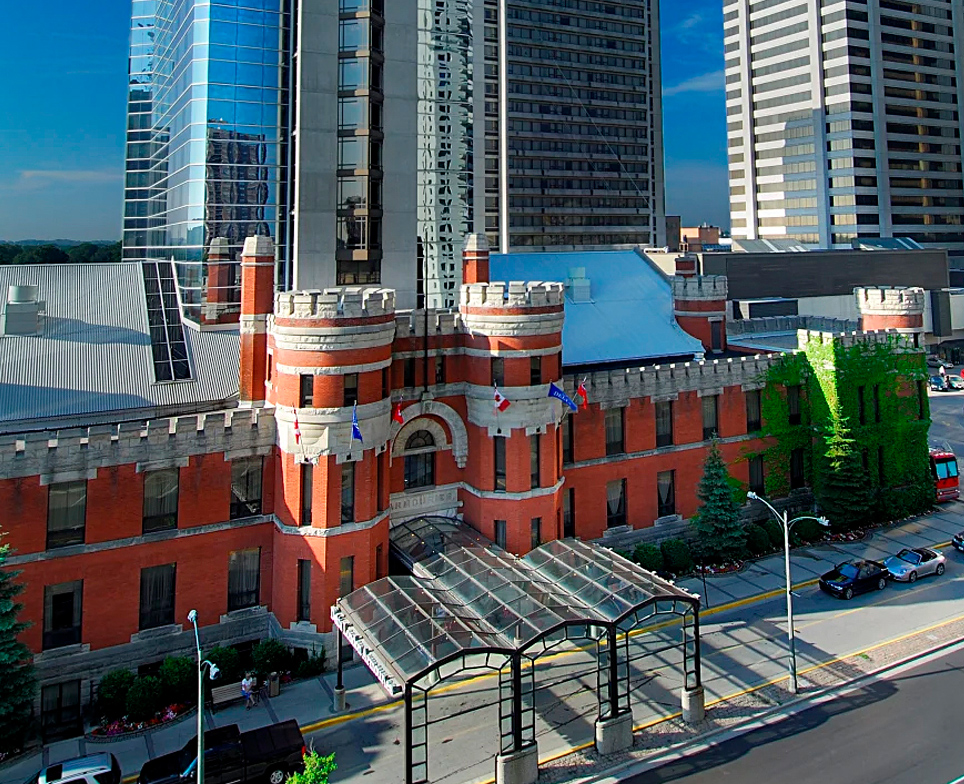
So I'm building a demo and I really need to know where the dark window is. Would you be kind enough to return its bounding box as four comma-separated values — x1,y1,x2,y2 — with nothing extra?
605,407,625,455
790,448,805,489
655,400,673,447
344,373,358,407
494,520,507,549
339,556,354,598
749,455,765,495
787,385,801,425
746,390,762,432
492,357,505,387
301,463,313,526
341,461,355,524
494,436,506,491
530,434,541,488
376,543,385,579
404,430,435,489
657,470,676,517
878,445,886,485
857,385,866,424
711,320,723,351
43,581,82,650
562,416,574,464
230,457,263,519
918,380,926,419
47,480,87,549
702,395,719,440
41,681,81,742
606,479,627,528
563,488,575,538
873,384,881,423
382,367,390,398
376,453,385,511
300,374,314,407
530,517,542,550
297,559,311,622
227,548,261,611
139,564,176,630
435,355,445,385
143,468,179,533
530,356,542,385
404,357,416,387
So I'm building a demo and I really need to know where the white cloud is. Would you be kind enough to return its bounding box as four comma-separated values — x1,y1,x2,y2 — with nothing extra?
663,70,725,97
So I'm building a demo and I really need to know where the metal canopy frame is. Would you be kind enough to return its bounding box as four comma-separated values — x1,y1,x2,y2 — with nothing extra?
332,517,702,784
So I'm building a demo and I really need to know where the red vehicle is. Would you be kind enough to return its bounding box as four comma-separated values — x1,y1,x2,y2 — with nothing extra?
930,448,960,502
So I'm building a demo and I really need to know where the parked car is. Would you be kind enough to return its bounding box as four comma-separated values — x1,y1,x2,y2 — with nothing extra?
884,547,946,582
952,530,964,553
930,375,950,391
950,376,964,390
927,355,953,369
137,720,304,784
35,754,121,784
819,559,889,600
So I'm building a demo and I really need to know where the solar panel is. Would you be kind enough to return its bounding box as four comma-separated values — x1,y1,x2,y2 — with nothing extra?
142,261,192,382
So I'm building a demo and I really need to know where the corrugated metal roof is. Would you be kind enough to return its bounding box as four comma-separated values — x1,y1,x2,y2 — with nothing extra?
490,249,705,368
0,263,239,430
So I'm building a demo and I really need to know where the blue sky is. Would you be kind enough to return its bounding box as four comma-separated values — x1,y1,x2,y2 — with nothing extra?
0,0,728,241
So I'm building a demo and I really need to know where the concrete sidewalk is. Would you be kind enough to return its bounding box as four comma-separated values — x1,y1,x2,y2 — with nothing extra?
4,501,963,784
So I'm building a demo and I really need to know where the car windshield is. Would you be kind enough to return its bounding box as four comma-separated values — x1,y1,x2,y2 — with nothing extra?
180,739,199,775
838,563,859,579
897,549,921,565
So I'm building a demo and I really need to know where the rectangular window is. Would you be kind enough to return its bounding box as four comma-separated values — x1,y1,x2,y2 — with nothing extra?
47,480,87,549
139,564,176,630
562,416,574,464
857,385,866,424
878,445,886,485
563,488,575,538
300,374,314,407
344,373,358,407
376,453,384,512
787,385,801,425
873,384,881,423
43,581,82,650
605,407,625,455
749,455,765,495
606,479,627,528
918,380,926,419
230,457,263,519
142,468,179,533
530,356,542,385
382,367,390,397
492,357,505,387
435,355,445,385
494,436,506,491
341,461,355,524
227,548,261,611
301,463,313,526
494,520,507,549
297,559,311,622
655,400,674,447
746,390,762,433
376,543,385,579
339,556,354,598
711,320,723,351
702,395,719,440
530,517,542,550
657,470,676,518
530,435,541,489
41,680,81,742
404,358,416,388
790,448,805,489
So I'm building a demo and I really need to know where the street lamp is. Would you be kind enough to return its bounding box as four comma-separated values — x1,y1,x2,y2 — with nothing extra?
746,492,829,694
188,610,220,784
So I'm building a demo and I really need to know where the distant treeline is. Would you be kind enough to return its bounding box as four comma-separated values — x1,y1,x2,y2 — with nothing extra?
0,242,122,266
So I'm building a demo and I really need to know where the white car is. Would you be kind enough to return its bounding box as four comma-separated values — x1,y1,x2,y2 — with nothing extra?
35,754,121,784
884,547,946,583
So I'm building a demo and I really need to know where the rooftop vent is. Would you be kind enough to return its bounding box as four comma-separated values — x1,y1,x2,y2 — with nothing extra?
566,268,592,303
1,284,45,336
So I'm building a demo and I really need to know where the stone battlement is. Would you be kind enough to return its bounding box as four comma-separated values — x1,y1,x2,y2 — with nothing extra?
394,309,462,338
275,287,396,320
0,408,276,481
460,281,565,309
727,315,860,336
854,286,926,315
672,275,728,301
797,328,917,351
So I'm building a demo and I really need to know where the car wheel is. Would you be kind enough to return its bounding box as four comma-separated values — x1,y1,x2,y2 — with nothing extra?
267,768,287,784
877,577,887,590
909,571,918,583
844,587,854,600
937,563,945,576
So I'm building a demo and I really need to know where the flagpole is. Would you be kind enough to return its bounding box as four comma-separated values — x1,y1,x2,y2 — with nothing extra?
498,0,509,254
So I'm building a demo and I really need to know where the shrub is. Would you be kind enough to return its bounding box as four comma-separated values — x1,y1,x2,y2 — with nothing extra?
632,543,664,573
252,638,293,677
295,648,327,679
159,657,196,705
98,669,136,721
660,538,694,575
791,518,824,545
744,524,772,557
286,750,336,784
760,518,784,549
125,676,163,722
207,646,242,683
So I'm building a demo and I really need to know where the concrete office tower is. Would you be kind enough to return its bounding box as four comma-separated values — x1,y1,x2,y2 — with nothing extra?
725,0,964,255
482,0,666,251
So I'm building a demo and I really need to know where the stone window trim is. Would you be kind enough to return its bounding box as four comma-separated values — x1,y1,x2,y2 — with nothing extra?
39,468,97,487
136,456,190,473
696,386,725,398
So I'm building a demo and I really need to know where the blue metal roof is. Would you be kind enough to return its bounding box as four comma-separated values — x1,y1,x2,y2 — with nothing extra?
490,249,705,368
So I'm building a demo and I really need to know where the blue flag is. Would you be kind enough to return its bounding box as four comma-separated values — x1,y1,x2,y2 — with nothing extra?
351,403,364,444
548,382,578,412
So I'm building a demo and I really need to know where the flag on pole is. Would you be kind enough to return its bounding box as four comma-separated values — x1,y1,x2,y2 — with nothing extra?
293,410,302,445
393,401,404,424
351,403,364,444
548,382,578,412
576,378,589,410
494,385,511,412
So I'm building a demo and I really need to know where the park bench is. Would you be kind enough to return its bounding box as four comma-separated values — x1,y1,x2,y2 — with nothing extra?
210,677,261,711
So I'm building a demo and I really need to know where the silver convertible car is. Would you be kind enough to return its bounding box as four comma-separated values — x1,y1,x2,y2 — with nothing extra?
884,547,946,582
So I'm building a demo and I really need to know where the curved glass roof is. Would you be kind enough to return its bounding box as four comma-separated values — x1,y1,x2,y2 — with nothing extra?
332,518,697,696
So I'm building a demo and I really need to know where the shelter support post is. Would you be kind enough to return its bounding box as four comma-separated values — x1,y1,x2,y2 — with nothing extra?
681,603,705,723
334,630,346,712
496,653,538,784
595,626,633,755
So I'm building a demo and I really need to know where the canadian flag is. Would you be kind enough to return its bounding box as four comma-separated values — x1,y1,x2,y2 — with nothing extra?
576,380,589,410
293,410,302,445
393,401,404,424
494,385,511,413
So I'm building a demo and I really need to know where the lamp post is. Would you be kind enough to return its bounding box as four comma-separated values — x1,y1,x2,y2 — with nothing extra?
188,610,220,784
746,492,829,694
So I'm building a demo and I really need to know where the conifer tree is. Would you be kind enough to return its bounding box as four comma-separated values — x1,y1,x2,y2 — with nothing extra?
0,537,36,754
817,421,873,531
693,439,746,562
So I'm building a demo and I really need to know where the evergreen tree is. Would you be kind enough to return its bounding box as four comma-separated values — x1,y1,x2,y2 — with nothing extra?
0,537,36,753
693,439,746,562
816,420,873,531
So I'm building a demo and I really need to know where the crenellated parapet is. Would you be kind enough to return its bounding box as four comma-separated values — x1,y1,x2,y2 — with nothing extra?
0,408,275,482
460,281,565,309
274,287,396,321
394,309,462,338
672,275,728,302
854,286,926,316
459,281,566,339
796,328,919,352
727,315,860,336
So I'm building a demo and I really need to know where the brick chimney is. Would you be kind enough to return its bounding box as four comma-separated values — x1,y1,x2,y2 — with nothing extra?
239,235,275,406
462,233,490,284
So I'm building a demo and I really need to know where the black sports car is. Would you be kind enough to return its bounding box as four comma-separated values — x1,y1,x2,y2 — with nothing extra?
819,559,888,600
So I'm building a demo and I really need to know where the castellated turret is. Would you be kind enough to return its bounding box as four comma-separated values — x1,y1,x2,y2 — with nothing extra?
855,286,925,344
672,256,728,354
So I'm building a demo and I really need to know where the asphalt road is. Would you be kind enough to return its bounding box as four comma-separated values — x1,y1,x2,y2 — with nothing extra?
624,642,964,784
927,380,964,457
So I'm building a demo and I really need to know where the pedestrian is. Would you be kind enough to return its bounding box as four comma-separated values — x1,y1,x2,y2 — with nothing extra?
242,672,256,709
939,364,947,378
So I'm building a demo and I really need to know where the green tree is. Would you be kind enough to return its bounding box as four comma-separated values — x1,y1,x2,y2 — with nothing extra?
285,751,336,784
0,537,37,753
0,244,20,265
692,439,746,562
816,420,873,531
13,245,69,265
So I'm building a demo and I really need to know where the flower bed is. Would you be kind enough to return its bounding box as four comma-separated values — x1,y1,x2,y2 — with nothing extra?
696,561,744,576
88,704,193,740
